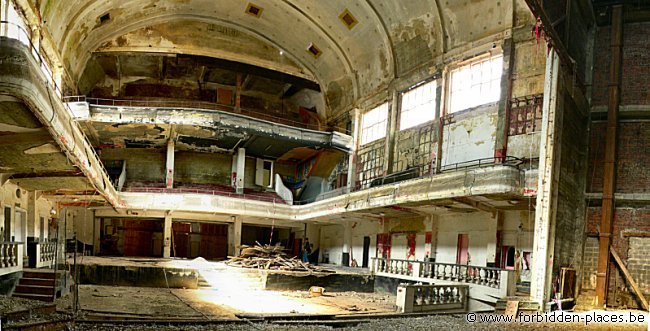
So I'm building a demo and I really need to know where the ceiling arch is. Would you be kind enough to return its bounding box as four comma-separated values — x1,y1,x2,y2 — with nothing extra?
37,0,517,115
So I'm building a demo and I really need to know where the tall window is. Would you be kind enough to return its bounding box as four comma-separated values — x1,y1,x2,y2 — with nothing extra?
360,103,388,145
449,54,503,113
400,80,436,130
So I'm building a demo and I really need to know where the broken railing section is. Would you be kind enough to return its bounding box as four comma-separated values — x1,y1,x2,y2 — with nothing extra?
372,257,508,290
397,284,469,313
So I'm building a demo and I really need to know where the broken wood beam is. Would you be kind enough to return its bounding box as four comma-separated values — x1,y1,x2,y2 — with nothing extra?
611,249,649,311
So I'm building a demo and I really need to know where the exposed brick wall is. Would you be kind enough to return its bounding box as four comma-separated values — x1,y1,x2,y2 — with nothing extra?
582,236,599,290
592,22,650,107
627,237,650,294
587,121,650,193
586,206,650,306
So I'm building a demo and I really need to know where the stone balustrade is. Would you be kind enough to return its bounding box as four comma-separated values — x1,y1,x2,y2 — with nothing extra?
397,283,469,313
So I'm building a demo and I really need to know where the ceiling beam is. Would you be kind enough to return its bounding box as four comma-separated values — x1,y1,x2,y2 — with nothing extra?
10,170,85,179
453,197,497,215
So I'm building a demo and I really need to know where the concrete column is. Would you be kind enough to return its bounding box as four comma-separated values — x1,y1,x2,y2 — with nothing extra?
385,90,400,174
163,213,172,258
233,216,242,256
233,148,246,194
347,108,361,191
165,139,175,189
342,222,352,266
235,73,242,113
494,38,514,161
26,191,37,239
530,50,563,310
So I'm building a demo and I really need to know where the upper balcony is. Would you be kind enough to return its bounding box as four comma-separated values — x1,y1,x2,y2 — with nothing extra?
64,96,352,156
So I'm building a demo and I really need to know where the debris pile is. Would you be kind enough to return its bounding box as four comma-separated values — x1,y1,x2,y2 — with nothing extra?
226,243,333,273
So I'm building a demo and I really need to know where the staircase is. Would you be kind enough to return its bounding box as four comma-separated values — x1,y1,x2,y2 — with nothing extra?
12,269,67,302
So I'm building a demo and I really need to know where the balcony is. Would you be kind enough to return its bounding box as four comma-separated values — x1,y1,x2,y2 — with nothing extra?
64,96,353,154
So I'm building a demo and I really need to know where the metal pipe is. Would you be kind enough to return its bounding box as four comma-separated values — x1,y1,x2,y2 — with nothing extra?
595,4,623,307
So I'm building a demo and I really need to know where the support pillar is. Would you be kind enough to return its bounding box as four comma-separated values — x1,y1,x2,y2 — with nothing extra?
165,139,175,189
235,73,242,113
163,213,172,258
26,191,37,240
530,50,563,310
347,108,361,191
232,148,246,194
342,221,352,266
596,5,623,307
233,216,242,256
385,90,399,174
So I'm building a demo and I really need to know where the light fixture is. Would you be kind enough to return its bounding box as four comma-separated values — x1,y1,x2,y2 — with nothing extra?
50,208,56,215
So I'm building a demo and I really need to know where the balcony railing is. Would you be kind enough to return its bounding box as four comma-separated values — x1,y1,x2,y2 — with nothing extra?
397,284,469,313
372,257,506,289
63,96,350,134
0,242,20,268
28,241,56,268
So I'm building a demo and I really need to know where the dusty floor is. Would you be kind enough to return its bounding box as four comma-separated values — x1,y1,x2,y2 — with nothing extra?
57,285,396,318
70,313,648,331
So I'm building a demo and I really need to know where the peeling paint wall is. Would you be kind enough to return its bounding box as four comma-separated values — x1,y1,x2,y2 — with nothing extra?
441,105,498,166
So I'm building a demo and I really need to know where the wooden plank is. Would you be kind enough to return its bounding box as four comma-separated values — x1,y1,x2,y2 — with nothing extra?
611,249,649,310
504,301,519,316
0,131,52,146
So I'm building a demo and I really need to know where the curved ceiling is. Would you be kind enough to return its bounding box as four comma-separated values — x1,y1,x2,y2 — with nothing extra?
37,0,519,116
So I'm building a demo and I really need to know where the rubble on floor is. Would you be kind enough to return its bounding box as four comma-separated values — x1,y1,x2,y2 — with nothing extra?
226,243,333,273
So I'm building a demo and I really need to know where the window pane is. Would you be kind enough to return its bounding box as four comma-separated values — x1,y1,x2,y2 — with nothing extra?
449,54,503,113
399,80,436,130
361,103,389,145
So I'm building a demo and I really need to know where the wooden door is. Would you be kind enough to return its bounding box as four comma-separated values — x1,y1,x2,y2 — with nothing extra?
456,234,469,265
172,222,191,258
198,223,228,260
123,220,155,257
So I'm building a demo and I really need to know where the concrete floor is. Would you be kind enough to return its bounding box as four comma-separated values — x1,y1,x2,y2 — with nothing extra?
57,285,396,318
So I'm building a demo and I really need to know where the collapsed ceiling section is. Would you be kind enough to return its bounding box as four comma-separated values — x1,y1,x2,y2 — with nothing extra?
36,0,519,117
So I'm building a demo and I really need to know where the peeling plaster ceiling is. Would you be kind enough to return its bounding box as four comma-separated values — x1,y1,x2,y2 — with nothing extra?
37,0,521,115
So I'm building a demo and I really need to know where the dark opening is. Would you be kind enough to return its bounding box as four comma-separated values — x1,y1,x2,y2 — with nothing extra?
307,43,322,58
99,13,111,24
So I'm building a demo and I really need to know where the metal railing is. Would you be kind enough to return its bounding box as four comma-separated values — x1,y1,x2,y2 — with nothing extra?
63,95,351,134
439,156,523,173
1,21,119,206
373,257,505,289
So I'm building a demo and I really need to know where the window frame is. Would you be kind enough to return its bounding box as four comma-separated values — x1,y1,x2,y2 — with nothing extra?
398,79,437,130
448,53,504,114
359,102,389,146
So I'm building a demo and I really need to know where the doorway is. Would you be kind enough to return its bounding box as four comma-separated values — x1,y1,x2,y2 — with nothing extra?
456,234,469,265
4,207,12,242
362,236,370,268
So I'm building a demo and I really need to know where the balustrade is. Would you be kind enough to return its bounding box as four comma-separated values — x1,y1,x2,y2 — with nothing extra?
0,243,19,268
39,241,56,263
373,257,502,288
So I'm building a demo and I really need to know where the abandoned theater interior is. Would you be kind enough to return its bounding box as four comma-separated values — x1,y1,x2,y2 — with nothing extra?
0,0,648,329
